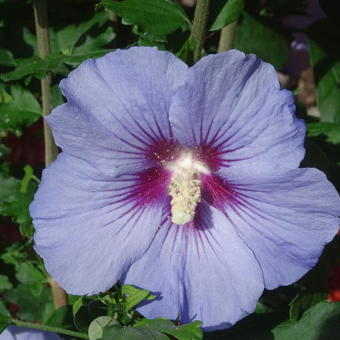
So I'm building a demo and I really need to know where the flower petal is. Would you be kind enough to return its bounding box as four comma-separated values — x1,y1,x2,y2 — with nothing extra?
30,153,167,294
221,168,340,289
47,47,187,176
170,50,305,172
122,200,263,330
1,326,62,340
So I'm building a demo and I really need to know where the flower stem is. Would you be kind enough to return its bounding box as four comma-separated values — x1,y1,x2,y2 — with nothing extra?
32,0,67,309
191,0,211,63
32,0,58,166
12,319,89,339
217,21,238,52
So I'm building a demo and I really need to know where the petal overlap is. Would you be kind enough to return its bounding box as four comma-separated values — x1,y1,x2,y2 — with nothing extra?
123,201,263,331
48,47,188,176
221,168,340,289
30,153,168,294
170,50,305,173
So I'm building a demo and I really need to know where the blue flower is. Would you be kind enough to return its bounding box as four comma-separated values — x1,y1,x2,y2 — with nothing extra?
30,47,340,331
0,326,61,340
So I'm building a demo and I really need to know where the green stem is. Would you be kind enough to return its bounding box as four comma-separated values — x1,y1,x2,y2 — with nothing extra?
217,21,238,53
190,0,211,63
12,319,89,339
32,0,58,166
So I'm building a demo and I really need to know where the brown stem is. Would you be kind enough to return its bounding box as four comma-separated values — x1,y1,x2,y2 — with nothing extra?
217,21,238,53
33,0,67,309
33,0,58,166
190,0,211,63
48,277,68,309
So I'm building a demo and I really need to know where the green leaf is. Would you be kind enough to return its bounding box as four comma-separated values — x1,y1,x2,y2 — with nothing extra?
0,189,35,225
0,48,14,66
72,27,114,56
73,297,107,332
210,0,244,31
122,285,155,311
234,13,289,68
289,291,327,321
307,122,340,144
100,0,189,36
51,85,64,108
0,275,13,292
20,165,34,194
1,244,26,266
15,263,46,285
255,301,273,314
0,174,20,202
56,12,109,55
107,326,168,340
272,301,340,340
0,86,41,134
88,316,120,340
72,297,88,332
44,306,70,328
3,283,54,323
134,319,203,340
1,55,68,82
308,20,340,122
0,300,11,333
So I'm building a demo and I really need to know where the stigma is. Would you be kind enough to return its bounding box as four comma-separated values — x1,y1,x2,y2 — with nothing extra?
167,152,209,225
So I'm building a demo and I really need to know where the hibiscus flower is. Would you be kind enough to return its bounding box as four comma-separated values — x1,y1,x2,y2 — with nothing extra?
30,47,340,330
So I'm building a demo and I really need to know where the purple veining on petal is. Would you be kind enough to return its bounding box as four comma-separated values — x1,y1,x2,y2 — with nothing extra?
201,173,241,211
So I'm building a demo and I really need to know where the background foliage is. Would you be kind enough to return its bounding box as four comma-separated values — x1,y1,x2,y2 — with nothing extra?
0,0,340,339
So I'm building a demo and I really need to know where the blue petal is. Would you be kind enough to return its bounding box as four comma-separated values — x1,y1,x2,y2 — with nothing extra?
170,50,305,173
30,153,166,294
223,168,340,289
47,47,188,176
122,200,263,331
0,326,61,340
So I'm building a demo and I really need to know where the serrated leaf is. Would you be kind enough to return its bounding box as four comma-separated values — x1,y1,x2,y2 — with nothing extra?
63,50,111,67
0,275,13,292
210,0,244,31
0,190,34,225
122,285,155,311
3,283,54,323
234,13,289,68
307,122,340,144
1,55,68,82
1,244,26,265
0,86,41,133
56,12,109,55
0,174,20,202
273,301,340,340
73,27,115,56
100,0,189,36
15,263,46,285
0,300,11,333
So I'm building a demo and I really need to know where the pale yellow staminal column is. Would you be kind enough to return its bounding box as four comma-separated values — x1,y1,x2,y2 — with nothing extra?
167,152,209,225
